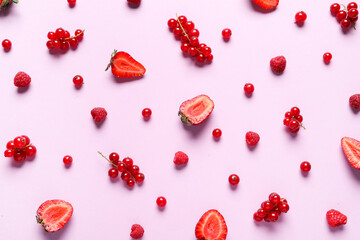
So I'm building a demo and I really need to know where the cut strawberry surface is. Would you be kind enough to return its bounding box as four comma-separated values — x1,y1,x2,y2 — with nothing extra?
341,137,360,169
252,0,279,9
36,200,73,232
179,95,214,125
105,50,146,78
195,209,228,240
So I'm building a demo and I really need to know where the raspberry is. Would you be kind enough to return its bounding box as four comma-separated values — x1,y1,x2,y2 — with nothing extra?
173,151,189,165
130,224,144,239
91,107,107,123
326,209,347,227
246,131,260,146
270,56,286,74
14,71,31,88
349,94,360,110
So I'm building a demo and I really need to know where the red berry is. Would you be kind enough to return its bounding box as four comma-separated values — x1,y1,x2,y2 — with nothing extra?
189,36,199,47
173,151,189,165
253,212,263,222
245,131,260,146
75,29,84,41
196,53,205,63
295,11,307,23
63,155,73,165
4,149,14,157
189,29,200,38
222,28,232,39
52,40,61,49
21,135,30,145
336,11,347,22
184,21,195,32
109,152,120,165
188,47,197,56
60,40,70,51
270,56,286,74
91,107,107,123
269,192,281,204
353,16,359,22
73,75,83,86
64,30,70,38
296,115,303,123
323,52,332,64
340,18,351,29
173,27,182,37
47,32,56,40
6,141,15,149
261,201,273,211
168,18,178,29
156,196,167,207
127,0,141,4
142,108,152,118
268,211,279,222
68,0,76,7
13,150,26,162
347,2,358,10
257,208,267,218
25,145,37,157
69,37,79,47
289,120,300,131
283,118,291,126
46,41,55,50
206,54,213,62
2,39,11,51
14,136,26,148
108,168,119,178
127,178,135,187
130,224,144,239
121,172,131,181
14,72,31,88
55,28,65,39
244,83,254,95
349,8,358,19
117,162,126,172
201,46,212,57
300,161,311,172
135,173,145,183
326,209,347,227
123,157,133,168
130,165,140,175
279,202,290,213
212,128,222,138
284,111,292,118
290,107,300,117
181,42,190,53
330,3,341,15
228,174,240,185
349,94,360,110
177,15,187,25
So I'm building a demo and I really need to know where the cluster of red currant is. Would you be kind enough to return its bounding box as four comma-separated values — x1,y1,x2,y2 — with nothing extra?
253,193,290,222
283,107,304,133
4,135,37,162
330,2,358,30
167,15,213,63
98,151,145,187
46,28,84,52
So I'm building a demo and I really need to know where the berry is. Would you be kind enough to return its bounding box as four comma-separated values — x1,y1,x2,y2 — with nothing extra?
173,151,189,165
127,179,135,187
47,32,56,40
268,211,279,222
347,2,358,10
349,8,358,19
123,157,133,168
109,152,120,165
252,0,279,9
105,50,146,78
253,212,263,222
6,140,15,149
300,161,311,172
13,150,26,162
206,54,213,62
14,72,31,88
2,39,11,51
68,0,76,6
278,202,290,213
283,118,291,126
189,36,199,46
4,149,14,157
22,135,30,145
142,108,152,118
25,145,37,157
156,196,167,207
181,42,190,52
245,131,260,146
269,193,281,204
63,155,73,165
340,18,351,29
326,209,347,227
173,27,182,37
73,75,83,86
127,0,141,4
91,107,107,123
74,29,84,41
261,201,273,211
60,40,70,51
177,15,187,24
270,56,286,74
296,115,303,122
184,21,195,32
222,28,232,39
212,128,222,138
244,83,254,95
55,28,65,39
168,18,178,29
330,3,341,15
228,174,240,185
69,37,78,47
117,162,126,172
121,172,131,181
341,137,360,169
188,47,197,56
257,208,267,218
295,11,307,23
36,200,73,232
179,95,214,125
130,165,140,175
289,120,300,131
349,94,360,110
135,173,145,183
323,52,332,64
195,209,228,240
130,224,144,239
189,29,200,37
14,136,26,148
290,107,300,116
336,11,347,22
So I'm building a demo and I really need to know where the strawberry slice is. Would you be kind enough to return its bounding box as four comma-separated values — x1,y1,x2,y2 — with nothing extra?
195,209,228,240
179,95,214,125
105,50,146,78
36,200,73,232
252,0,279,9
341,137,360,169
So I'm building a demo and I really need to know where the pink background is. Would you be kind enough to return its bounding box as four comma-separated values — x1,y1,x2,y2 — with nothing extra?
1,0,360,239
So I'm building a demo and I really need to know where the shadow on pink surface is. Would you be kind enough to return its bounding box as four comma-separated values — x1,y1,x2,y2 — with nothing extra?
112,75,144,84
181,115,212,138
40,220,71,240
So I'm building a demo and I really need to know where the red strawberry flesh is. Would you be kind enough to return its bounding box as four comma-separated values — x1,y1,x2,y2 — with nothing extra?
341,137,360,169
106,50,146,78
195,209,228,240
252,0,279,9
36,200,73,232
179,95,214,125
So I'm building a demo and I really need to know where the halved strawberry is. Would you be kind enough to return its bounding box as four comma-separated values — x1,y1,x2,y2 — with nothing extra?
105,50,146,78
179,95,214,125
195,209,228,240
341,137,360,169
36,200,73,232
252,0,279,9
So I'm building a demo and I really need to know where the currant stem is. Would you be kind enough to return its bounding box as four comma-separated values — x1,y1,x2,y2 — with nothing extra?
176,14,202,54
14,143,32,151
63,29,85,41
98,151,118,168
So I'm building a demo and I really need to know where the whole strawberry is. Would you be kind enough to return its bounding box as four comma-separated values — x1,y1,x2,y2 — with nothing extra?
326,209,347,227
0,0,18,11
14,71,31,88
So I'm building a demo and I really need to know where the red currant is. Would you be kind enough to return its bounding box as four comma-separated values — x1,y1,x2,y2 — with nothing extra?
253,212,263,222
201,46,212,57
73,75,83,86
181,42,190,53
130,165,140,175
68,0,76,7
21,135,30,145
142,108,152,118
46,41,55,50
222,28,232,39
289,120,300,130
206,54,213,62
6,141,15,149
189,36,199,47
279,202,290,213
212,128,222,138
285,111,292,118
340,18,351,29
336,11,347,22
75,29,84,41
14,136,26,149
228,174,240,185
167,18,178,29
109,152,120,165
348,2,358,10
127,179,135,187
295,11,307,23
244,83,254,95
123,157,133,168
353,16,359,22
25,145,37,157
47,32,56,40
156,196,167,207
52,40,61,49
189,29,200,38
180,35,188,43
63,155,73,165
4,149,14,157
64,30,70,38
173,27,182,37
188,47,197,56
290,107,300,117
261,201,273,211
177,16,187,25
296,115,303,123
2,39,12,51
257,208,267,218
13,150,26,162
196,53,205,63
283,118,291,126
60,40,70,51
117,162,127,172
348,8,358,19
55,28,65,39
300,161,311,172
269,192,281,204
268,211,279,222
69,37,79,47
330,3,341,15
108,168,119,178
121,172,130,181
135,173,145,182
323,52,332,64
184,21,195,32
